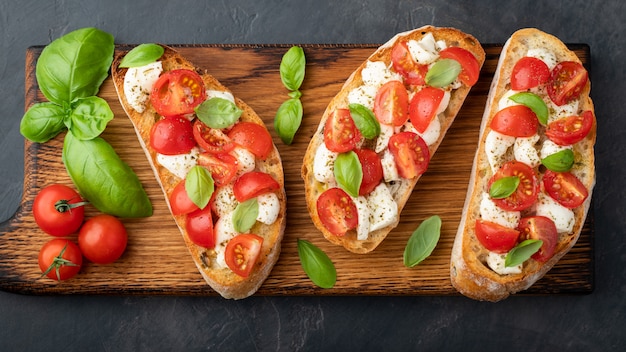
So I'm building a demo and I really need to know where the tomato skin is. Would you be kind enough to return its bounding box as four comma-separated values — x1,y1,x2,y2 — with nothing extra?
510,57,551,90
354,148,383,196
542,170,588,209
185,207,215,248
151,69,207,117
388,132,430,179
374,80,410,126
489,161,539,211
224,234,263,278
233,171,280,202
547,61,588,106
197,152,239,187
38,239,82,281
546,110,594,146
490,105,538,137
324,108,361,153
78,214,127,265
150,116,196,155
439,47,481,86
169,180,200,215
409,86,445,133
33,184,85,237
227,122,274,160
391,41,428,86
475,220,520,254
518,216,558,262
192,120,235,155
316,187,358,236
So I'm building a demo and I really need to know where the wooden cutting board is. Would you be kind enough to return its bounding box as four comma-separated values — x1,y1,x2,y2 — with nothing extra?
0,43,593,296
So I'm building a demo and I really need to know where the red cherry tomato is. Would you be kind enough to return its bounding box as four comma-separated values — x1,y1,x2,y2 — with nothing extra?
78,214,127,265
169,180,200,215
542,170,588,209
488,161,539,211
192,120,235,155
409,86,445,133
38,239,83,281
150,69,206,117
374,80,409,126
510,57,551,90
490,105,538,137
233,171,280,202
224,234,263,278
197,152,239,187
227,121,274,160
439,47,481,86
547,61,588,106
316,187,358,236
387,132,430,179
323,108,361,153
475,220,520,254
518,216,558,262
546,111,594,146
391,41,428,86
150,116,196,155
33,184,85,237
354,148,383,196
185,207,215,248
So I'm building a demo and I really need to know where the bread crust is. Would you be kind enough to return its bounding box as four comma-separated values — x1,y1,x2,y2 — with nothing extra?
111,45,286,299
450,28,596,301
302,26,485,253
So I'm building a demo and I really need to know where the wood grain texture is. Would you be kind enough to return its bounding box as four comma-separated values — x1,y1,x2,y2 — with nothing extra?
0,44,593,296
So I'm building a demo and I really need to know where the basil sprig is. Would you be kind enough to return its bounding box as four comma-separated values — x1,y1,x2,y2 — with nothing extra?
297,239,336,289
489,176,520,199
185,166,215,209
404,215,442,267
274,46,306,145
349,103,380,139
541,149,575,172
505,239,543,267
425,59,461,88
195,97,243,129
274,98,303,145
119,43,164,68
334,151,363,197
233,198,259,233
509,92,549,125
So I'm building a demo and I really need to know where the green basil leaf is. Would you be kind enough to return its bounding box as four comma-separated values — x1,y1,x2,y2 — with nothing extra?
297,239,336,289
62,132,152,218
349,103,380,139
67,96,114,140
403,215,442,267
36,27,114,104
280,46,306,91
20,102,67,142
233,198,259,233
425,59,461,88
185,166,215,209
509,92,549,125
195,97,243,129
119,43,164,68
489,176,520,199
505,239,543,267
334,151,362,198
541,149,575,172
274,97,303,145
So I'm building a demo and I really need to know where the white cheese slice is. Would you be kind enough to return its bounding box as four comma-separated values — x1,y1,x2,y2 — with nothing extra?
347,84,379,110
535,192,575,233
485,130,515,172
526,48,558,70
540,139,573,160
206,90,235,104
381,148,399,183
352,195,370,241
361,60,401,88
367,183,398,232
212,184,238,218
313,143,338,183
375,123,395,153
547,99,580,123
256,192,280,225
407,33,439,64
214,211,238,268
417,114,441,146
479,193,520,229
486,251,523,275
232,147,256,176
514,134,541,168
123,61,163,113
498,89,522,111
156,147,200,179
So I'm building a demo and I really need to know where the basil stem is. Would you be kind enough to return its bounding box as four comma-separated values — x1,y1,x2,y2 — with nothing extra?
403,215,442,267
280,46,306,92
509,92,549,125
195,97,242,129
119,43,164,68
297,239,336,289
541,149,575,172
505,239,543,267
334,151,363,198
489,176,520,199
425,59,461,88
233,198,259,233
349,103,380,139
274,97,303,145
185,166,215,209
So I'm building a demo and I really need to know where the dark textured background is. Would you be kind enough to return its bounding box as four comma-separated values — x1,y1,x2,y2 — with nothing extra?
1,1,624,350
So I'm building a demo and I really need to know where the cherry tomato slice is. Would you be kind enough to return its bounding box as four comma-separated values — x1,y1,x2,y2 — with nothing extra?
488,161,539,211
151,69,207,117
388,132,430,179
439,47,481,86
391,41,428,86
546,110,594,146
354,148,383,196
547,61,588,106
192,119,235,155
224,234,263,278
33,184,85,237
169,180,200,215
227,121,274,160
38,239,83,281
186,207,215,249
150,116,196,155
197,153,239,187
324,108,361,153
409,86,445,133
374,80,410,126
78,214,127,264
475,220,520,254
510,56,551,90
518,216,558,262
316,187,358,236
233,171,280,202
490,105,538,137
542,170,588,209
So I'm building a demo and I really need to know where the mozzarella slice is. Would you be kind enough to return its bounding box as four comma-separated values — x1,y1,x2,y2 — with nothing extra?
214,211,238,268
548,99,580,123
526,48,557,70
212,184,238,218
123,61,163,113
375,123,395,153
479,193,520,229
514,134,541,168
498,89,522,111
313,143,338,183
485,131,515,172
540,139,573,160
535,192,575,233
352,195,370,241
256,192,280,225
232,147,256,176
206,90,235,104
156,147,200,179
436,90,451,115
367,183,398,232
486,251,523,275
407,33,439,64
361,60,401,88
348,84,379,110
417,114,441,146
381,149,399,183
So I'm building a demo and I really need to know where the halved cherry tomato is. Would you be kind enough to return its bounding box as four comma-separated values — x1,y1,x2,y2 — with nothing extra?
490,105,538,137
192,120,235,155
354,148,383,196
197,153,238,186
316,187,358,236
38,239,82,281
409,86,445,133
186,207,215,248
543,170,588,209
374,80,410,126
547,61,588,106
225,234,263,277
78,214,127,265
510,56,551,90
150,116,196,155
151,69,207,117
388,132,430,179
546,110,594,146
518,216,558,262
391,41,428,86
169,180,200,215
439,47,481,86
324,108,361,153
227,121,273,160
488,161,539,211
475,220,520,254
33,184,85,237
233,171,280,202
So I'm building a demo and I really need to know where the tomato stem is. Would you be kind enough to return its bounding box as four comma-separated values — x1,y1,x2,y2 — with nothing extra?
40,243,80,281
54,199,89,213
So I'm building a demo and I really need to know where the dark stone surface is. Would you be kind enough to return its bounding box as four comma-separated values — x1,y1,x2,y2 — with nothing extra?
1,0,624,350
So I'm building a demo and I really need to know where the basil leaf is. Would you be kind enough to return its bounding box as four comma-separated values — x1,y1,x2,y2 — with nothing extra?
334,151,362,198
36,27,114,104
489,176,520,199
509,92,549,125
195,98,242,129
185,166,215,209
233,198,259,233
62,132,152,218
505,239,543,267
20,102,67,142
67,96,114,140
280,46,306,91
297,239,336,289
403,215,442,267
541,149,575,172
425,59,461,88
349,103,380,139
119,43,164,68
274,97,303,145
